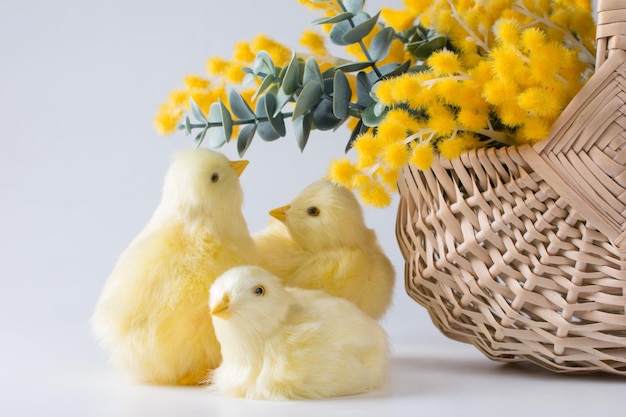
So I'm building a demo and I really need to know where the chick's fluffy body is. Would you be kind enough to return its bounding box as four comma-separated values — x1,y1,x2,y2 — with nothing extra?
209,266,388,400
92,148,257,384
254,180,395,319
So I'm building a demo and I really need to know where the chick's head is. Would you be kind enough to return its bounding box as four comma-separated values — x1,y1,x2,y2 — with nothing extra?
160,148,248,220
209,266,293,337
270,180,368,251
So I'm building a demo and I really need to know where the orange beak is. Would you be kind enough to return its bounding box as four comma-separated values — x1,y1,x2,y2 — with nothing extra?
210,294,232,319
269,205,290,223
228,160,249,177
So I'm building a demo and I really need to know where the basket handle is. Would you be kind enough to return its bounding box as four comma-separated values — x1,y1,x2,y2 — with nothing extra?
596,0,626,68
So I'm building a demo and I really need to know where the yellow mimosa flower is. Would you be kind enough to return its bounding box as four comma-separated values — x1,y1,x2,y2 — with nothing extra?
383,141,410,169
519,117,550,143
427,49,463,76
428,103,457,136
357,177,392,208
183,75,210,90
167,89,189,107
438,134,467,159
381,7,418,32
517,87,560,118
154,104,184,135
328,158,359,187
353,133,382,166
206,57,229,76
376,119,410,146
299,29,328,55
410,140,435,170
233,41,255,62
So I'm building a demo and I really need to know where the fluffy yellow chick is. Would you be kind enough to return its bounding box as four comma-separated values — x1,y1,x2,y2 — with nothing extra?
254,180,395,320
208,265,389,400
92,148,257,385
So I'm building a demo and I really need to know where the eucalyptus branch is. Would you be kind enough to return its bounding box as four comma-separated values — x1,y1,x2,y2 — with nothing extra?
185,112,295,130
335,0,383,78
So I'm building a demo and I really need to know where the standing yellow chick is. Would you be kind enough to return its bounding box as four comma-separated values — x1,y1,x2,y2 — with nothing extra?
254,180,395,320
92,148,257,385
208,265,389,400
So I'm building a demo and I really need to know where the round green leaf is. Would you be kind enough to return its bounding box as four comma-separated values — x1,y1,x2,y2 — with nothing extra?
228,88,255,120
303,56,323,86
252,50,275,76
329,13,368,46
194,128,208,147
407,36,448,60
332,70,351,120
237,124,256,156
369,26,395,62
257,121,281,141
252,73,275,101
313,99,343,131
183,115,192,134
275,88,292,115
342,11,380,45
255,95,281,141
334,61,374,73
282,53,300,95
293,80,323,119
293,113,313,152
345,119,365,152
312,12,354,25
323,78,334,94
362,102,388,127
263,93,286,136
206,101,232,147
242,73,255,87
380,60,412,79
344,0,364,13
218,99,233,141
356,71,374,107
189,97,208,123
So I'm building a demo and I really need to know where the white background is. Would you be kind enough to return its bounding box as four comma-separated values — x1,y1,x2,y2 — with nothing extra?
1,0,624,416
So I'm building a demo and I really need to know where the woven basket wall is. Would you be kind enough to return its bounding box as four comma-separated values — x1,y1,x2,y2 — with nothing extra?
396,0,626,375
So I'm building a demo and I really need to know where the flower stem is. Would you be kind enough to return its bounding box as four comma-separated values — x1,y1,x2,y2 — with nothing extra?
446,0,490,54
186,112,294,130
476,128,515,146
335,0,383,78
512,1,595,64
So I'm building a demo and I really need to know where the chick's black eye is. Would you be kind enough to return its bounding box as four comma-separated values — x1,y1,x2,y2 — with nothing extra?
254,286,265,296
210,173,219,183
307,206,320,217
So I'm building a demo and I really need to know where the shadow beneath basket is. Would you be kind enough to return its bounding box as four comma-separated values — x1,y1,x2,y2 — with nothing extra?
383,351,625,399
497,361,626,381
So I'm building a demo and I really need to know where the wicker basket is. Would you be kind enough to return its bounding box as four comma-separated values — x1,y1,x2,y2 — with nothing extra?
396,0,626,375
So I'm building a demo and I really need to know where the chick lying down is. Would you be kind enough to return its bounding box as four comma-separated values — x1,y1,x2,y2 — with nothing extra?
208,266,389,400
254,180,395,320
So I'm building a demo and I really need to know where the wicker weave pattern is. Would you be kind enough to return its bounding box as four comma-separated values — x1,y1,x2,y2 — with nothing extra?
396,0,626,375
596,0,626,67
397,147,626,374
525,52,626,251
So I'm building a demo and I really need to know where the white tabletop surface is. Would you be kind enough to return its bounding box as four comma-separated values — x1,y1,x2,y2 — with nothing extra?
2,0,623,415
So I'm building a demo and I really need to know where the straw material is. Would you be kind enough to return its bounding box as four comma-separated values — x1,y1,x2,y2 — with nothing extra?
396,0,626,375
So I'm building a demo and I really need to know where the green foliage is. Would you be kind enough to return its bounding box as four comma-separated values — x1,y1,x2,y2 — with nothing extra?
181,0,451,155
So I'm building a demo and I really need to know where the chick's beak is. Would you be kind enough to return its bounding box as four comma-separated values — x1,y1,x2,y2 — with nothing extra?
269,205,290,223
210,294,232,319
228,160,249,177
